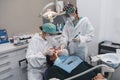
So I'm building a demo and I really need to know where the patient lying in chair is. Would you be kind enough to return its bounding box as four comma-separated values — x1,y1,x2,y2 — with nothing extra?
46,48,105,80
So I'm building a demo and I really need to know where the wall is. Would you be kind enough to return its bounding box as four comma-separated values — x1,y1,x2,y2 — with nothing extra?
77,0,101,56
100,0,120,80
0,0,76,37
100,0,120,43
0,0,52,37
77,0,120,79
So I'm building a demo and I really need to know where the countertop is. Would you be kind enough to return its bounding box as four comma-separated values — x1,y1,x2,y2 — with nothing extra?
0,43,28,54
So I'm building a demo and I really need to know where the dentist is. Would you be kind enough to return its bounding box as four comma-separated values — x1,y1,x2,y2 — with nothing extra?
26,23,65,80
62,4,94,61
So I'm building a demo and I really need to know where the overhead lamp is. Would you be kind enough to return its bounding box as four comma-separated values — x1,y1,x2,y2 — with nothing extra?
40,0,65,22
42,9,58,22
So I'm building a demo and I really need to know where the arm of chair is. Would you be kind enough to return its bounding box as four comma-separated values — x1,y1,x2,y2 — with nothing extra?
64,64,113,80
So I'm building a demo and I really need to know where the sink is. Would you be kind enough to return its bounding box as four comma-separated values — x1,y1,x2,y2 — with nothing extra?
100,53,120,68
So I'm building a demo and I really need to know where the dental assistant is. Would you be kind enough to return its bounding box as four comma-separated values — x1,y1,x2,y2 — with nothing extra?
62,4,94,61
26,23,64,80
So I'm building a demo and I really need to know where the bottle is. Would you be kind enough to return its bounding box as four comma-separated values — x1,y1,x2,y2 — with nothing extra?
59,24,62,32
13,36,20,45
56,24,59,32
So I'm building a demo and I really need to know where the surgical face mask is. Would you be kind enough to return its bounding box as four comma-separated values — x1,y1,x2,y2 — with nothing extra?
45,34,56,41
45,35,53,40
70,15,75,21
46,34,61,48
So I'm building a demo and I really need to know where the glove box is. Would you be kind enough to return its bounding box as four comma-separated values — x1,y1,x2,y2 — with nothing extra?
0,29,9,44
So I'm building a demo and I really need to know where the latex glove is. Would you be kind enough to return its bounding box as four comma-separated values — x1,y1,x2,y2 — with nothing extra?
58,49,64,55
91,56,100,62
45,48,55,56
58,49,68,56
60,44,65,51
72,37,80,42
50,49,59,61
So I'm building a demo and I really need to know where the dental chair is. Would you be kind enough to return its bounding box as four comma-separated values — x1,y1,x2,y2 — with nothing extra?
45,64,114,80
44,54,118,80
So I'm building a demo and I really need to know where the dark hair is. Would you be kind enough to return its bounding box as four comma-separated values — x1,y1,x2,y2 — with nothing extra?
63,4,78,17
39,26,42,30
63,4,74,11
75,7,78,14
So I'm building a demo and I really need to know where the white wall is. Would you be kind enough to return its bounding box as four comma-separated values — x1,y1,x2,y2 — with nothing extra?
77,0,101,55
100,0,120,80
99,0,120,43
77,0,120,53
77,0,120,80
0,0,52,37
0,0,76,37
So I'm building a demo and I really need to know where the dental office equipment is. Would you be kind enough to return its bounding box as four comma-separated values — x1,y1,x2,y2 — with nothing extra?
12,34,32,45
68,32,81,43
45,56,114,80
74,32,80,38
91,53,120,80
40,0,65,22
91,53,120,68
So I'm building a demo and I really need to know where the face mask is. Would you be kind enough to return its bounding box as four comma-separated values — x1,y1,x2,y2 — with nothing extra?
45,34,56,41
45,35,56,47
70,15,75,21
46,34,59,41
45,35,52,40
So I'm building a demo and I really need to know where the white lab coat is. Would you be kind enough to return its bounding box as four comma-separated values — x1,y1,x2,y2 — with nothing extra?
26,33,50,80
62,17,94,61
26,33,68,80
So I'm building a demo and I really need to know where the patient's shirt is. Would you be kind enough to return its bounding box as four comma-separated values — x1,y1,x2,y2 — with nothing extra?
54,55,83,73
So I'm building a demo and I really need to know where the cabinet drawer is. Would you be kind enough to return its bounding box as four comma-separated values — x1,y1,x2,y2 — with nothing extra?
0,67,12,76
0,51,17,63
0,62,10,69
0,54,10,64
0,54,9,61
17,48,27,60
1,74,13,80
0,68,13,80
0,67,18,80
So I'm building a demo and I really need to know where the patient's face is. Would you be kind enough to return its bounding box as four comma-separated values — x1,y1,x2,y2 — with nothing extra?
92,73,104,80
49,48,59,62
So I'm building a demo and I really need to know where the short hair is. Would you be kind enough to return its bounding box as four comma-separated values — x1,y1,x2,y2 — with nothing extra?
63,4,78,15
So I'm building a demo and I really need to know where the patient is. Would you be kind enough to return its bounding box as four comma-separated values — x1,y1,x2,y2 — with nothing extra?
46,49,105,80
92,73,105,80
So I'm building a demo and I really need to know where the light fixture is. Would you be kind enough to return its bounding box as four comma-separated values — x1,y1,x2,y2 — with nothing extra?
42,9,58,22
40,0,65,22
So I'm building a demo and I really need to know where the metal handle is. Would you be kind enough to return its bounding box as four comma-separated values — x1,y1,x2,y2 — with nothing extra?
19,59,27,67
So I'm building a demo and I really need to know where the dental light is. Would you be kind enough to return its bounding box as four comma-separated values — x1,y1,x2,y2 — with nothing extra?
42,9,58,22
41,0,65,22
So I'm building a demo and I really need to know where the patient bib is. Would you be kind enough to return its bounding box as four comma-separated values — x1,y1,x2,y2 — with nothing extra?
54,55,83,73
